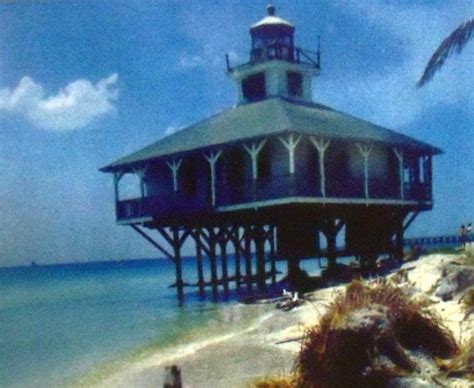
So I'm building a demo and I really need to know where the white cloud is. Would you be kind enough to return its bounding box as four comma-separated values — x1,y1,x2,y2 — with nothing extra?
0,73,118,131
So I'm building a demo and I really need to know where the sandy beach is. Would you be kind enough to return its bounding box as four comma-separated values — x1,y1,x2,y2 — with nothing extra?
96,249,474,388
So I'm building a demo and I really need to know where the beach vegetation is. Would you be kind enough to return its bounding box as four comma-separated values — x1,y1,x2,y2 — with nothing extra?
438,336,474,381
294,279,458,387
252,375,297,388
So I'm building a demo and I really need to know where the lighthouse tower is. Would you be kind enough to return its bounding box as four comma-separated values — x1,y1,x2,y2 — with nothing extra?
228,5,320,104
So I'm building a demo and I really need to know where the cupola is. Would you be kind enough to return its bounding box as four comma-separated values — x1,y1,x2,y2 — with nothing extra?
227,5,320,105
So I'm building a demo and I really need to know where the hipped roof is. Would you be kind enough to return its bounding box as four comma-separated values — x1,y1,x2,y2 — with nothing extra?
101,98,442,172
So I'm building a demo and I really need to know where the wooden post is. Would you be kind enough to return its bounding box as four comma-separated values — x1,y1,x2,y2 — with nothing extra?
322,219,343,272
172,227,184,303
233,227,242,288
310,137,331,197
279,133,302,174
243,139,267,180
357,144,373,200
195,230,205,296
219,229,229,293
208,228,219,298
205,151,222,206
254,225,266,290
113,171,124,203
393,148,404,199
134,166,148,199
394,214,405,261
244,227,253,291
269,226,276,284
166,158,182,192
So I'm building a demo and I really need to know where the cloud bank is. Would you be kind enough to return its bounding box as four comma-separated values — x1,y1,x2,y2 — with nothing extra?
0,73,119,131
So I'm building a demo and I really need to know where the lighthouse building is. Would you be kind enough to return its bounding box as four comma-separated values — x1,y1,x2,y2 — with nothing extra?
101,6,441,300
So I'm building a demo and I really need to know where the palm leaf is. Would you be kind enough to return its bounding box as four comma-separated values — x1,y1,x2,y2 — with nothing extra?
417,17,474,87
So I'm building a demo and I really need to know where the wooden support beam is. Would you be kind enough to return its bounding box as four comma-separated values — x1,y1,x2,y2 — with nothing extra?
207,228,219,298
279,133,302,175
254,225,266,290
393,148,404,200
232,227,242,288
322,219,339,271
219,233,229,293
269,225,276,284
243,139,267,180
130,225,173,261
113,171,125,203
205,151,222,206
357,144,373,200
171,227,184,303
166,158,182,192
244,226,253,291
404,211,420,231
194,229,205,296
310,137,331,197
133,165,148,199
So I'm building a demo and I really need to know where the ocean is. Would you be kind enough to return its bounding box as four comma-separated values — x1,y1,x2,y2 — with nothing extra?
0,256,325,387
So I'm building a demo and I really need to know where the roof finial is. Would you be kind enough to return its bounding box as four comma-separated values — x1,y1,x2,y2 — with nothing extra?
267,4,276,16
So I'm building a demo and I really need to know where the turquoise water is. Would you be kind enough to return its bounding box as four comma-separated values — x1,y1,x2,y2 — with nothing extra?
0,257,304,387
0,256,329,387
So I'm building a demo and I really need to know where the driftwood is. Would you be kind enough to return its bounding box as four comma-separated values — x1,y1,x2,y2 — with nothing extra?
276,335,304,345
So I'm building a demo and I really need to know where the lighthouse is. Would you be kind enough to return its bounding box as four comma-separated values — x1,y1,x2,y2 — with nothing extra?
101,6,441,301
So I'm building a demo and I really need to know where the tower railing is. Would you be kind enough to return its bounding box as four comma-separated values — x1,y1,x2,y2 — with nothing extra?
227,45,320,72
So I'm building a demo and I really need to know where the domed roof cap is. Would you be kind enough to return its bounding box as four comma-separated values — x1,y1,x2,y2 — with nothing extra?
251,5,294,30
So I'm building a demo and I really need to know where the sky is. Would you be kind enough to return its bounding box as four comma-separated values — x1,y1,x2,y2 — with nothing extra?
0,1,472,267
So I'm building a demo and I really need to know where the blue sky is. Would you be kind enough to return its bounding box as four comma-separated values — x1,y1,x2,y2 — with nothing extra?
0,1,472,266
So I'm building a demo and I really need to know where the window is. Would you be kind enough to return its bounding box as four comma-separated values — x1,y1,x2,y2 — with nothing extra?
242,73,266,102
287,72,303,97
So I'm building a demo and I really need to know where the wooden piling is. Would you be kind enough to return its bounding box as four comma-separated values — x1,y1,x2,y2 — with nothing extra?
195,230,205,296
233,227,242,288
269,226,276,284
208,228,219,298
255,225,266,290
244,226,253,291
219,231,229,293
172,227,184,303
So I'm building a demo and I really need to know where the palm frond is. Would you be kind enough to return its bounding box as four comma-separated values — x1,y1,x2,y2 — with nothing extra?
417,18,474,87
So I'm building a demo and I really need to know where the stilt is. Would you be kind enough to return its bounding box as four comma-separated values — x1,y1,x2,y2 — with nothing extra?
254,225,266,290
233,227,242,288
172,227,184,303
244,226,253,291
195,230,205,296
269,226,276,284
219,230,229,293
208,228,219,298
395,217,405,262
323,219,338,272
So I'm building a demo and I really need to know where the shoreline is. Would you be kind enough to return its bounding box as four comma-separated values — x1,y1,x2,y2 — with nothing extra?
93,250,474,387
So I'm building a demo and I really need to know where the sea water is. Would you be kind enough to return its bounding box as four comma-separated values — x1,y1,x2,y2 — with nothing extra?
0,256,329,388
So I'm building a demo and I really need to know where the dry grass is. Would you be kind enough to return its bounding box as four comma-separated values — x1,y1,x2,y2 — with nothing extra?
252,375,296,388
438,336,474,381
294,279,459,388
460,289,474,320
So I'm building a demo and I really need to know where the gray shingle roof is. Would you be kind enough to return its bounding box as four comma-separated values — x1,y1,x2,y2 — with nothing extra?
101,98,442,172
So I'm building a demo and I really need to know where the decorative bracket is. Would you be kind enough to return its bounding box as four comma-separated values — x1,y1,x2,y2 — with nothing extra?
279,133,302,174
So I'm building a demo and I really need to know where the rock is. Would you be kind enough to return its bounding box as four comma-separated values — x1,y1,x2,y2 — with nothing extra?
435,278,456,301
435,264,474,300
387,377,432,388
